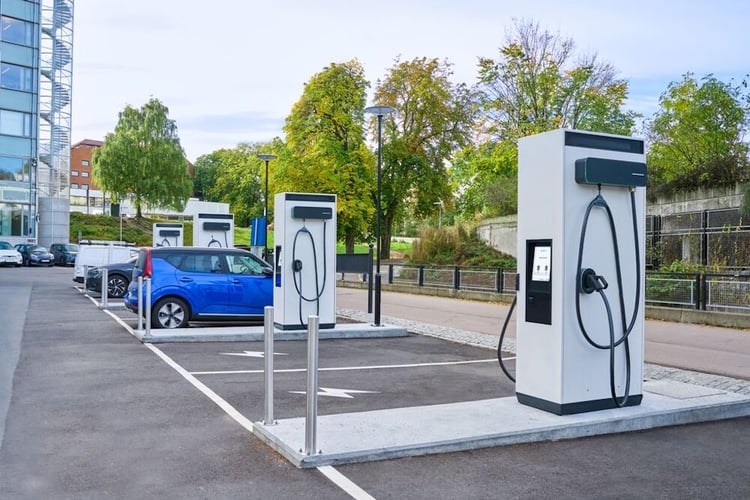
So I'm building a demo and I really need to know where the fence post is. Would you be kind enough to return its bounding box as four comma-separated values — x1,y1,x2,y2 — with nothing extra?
694,273,702,310
388,264,394,285
418,265,425,287
496,268,504,293
700,274,708,311
453,266,460,290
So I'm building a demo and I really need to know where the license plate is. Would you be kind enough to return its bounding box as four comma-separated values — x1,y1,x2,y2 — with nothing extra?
40,259,50,263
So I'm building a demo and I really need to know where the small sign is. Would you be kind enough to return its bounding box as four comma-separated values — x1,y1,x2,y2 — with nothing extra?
531,246,551,282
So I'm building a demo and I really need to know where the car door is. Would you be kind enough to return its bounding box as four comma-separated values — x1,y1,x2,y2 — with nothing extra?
225,253,273,315
170,253,230,315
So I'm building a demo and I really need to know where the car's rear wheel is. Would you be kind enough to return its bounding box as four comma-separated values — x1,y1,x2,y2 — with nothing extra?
152,297,189,329
107,275,129,298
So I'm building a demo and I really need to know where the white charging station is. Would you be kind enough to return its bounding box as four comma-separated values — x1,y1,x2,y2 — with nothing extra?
152,223,184,247
193,213,234,248
515,129,647,415
273,192,337,330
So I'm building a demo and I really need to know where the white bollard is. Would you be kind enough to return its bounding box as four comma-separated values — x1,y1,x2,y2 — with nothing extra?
304,315,320,455
263,306,275,425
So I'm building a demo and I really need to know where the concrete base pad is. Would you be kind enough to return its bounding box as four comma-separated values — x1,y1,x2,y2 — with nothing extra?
133,322,408,343
253,380,750,468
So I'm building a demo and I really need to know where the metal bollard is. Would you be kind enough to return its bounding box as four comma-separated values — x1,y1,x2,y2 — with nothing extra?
100,267,109,309
304,315,320,455
263,306,275,425
82,265,89,294
137,276,143,332
145,278,152,337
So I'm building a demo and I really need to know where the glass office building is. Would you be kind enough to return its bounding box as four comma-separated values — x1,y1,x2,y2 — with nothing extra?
0,0,73,246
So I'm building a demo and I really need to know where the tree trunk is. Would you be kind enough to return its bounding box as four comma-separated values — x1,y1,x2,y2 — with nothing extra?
345,232,356,253
381,212,395,261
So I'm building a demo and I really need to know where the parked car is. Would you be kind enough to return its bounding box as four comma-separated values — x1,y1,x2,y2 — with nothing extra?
50,243,79,266
85,257,137,298
14,244,54,267
73,244,138,283
124,247,273,329
0,241,22,267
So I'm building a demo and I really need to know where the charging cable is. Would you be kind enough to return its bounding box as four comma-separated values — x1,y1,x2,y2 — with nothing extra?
576,186,640,408
292,220,328,326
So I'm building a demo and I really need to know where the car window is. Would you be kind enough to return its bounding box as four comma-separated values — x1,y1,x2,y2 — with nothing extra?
226,254,267,275
0,242,11,249
174,254,223,274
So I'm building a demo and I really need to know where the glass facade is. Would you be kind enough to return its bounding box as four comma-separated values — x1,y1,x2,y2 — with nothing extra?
0,1,73,244
0,2,38,240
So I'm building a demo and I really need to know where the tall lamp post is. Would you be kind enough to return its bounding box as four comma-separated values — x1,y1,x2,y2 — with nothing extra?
365,105,395,327
257,154,277,262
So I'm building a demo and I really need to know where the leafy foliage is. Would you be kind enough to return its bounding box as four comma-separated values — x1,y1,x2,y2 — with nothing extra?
276,60,373,252
194,143,272,226
92,98,192,218
373,57,475,258
409,225,516,267
453,19,636,220
647,73,750,199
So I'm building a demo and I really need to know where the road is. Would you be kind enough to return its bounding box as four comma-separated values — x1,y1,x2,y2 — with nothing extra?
336,286,750,380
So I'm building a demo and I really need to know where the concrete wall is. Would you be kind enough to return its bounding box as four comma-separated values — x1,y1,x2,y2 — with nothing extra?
476,214,517,257
648,184,744,216
38,196,70,247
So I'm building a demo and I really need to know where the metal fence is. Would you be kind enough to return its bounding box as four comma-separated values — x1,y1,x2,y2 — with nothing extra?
381,263,750,312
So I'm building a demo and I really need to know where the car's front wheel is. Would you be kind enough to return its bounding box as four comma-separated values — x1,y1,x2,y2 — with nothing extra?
107,275,129,298
152,297,189,329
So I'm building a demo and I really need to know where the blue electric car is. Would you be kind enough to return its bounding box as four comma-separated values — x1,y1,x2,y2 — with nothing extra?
124,246,273,328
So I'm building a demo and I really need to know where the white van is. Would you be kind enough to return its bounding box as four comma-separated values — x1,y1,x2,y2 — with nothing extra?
73,244,139,282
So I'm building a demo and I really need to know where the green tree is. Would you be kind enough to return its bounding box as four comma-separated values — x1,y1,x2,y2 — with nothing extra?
372,57,475,259
647,73,750,200
192,153,221,200
455,19,636,219
206,144,266,226
92,98,192,218
276,60,373,252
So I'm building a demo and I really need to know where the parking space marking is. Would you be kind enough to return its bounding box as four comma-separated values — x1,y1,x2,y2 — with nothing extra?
220,350,288,358
100,307,375,500
318,466,376,500
289,387,380,398
190,358,507,376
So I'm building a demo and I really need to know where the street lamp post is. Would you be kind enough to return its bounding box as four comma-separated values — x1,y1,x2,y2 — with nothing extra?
257,154,277,262
365,105,395,327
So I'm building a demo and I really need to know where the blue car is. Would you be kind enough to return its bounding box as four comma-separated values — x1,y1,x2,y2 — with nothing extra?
124,247,273,328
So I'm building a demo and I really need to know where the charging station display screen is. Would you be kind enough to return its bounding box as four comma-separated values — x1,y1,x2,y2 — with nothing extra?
531,246,551,282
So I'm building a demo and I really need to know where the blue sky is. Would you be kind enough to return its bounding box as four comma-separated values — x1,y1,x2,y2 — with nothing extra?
71,0,748,162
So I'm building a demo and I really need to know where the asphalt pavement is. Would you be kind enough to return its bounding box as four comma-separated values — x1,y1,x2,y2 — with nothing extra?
1,266,749,499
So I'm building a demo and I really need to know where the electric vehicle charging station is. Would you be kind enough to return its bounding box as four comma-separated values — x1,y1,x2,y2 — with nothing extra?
193,213,234,248
514,129,647,415
273,192,336,330
152,223,184,247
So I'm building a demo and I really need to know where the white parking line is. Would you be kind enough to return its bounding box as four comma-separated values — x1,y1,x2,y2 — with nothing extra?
190,358,510,376
101,307,375,499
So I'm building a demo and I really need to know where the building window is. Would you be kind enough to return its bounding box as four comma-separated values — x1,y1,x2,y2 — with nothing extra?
0,63,33,91
81,171,89,177
71,170,79,176
81,184,88,189
71,183,78,189
0,110,32,137
0,156,28,182
0,16,34,46
81,160,89,166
